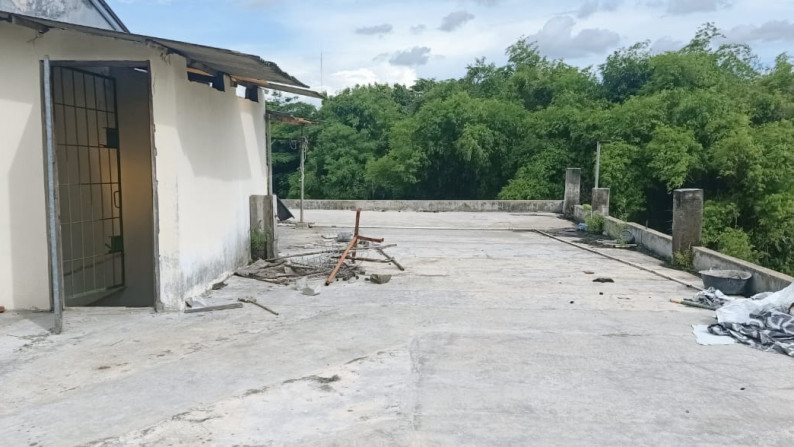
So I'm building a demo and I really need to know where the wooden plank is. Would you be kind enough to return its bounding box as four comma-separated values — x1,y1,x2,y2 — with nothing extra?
358,236,385,243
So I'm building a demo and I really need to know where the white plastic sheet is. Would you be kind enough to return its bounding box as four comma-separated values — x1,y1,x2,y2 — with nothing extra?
716,282,794,325
692,324,736,345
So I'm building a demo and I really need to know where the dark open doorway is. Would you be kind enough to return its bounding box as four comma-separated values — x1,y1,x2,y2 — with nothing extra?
49,62,157,308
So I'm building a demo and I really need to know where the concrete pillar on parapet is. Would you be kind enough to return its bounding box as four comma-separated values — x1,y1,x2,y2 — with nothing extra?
672,188,704,255
563,168,581,217
592,188,610,216
250,195,278,260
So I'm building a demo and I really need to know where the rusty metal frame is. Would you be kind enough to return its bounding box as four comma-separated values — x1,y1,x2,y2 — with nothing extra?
325,208,385,285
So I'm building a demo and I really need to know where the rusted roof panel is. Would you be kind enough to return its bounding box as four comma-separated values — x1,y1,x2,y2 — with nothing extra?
266,110,314,125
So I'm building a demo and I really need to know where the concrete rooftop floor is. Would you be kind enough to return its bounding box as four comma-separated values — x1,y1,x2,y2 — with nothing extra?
2,211,794,446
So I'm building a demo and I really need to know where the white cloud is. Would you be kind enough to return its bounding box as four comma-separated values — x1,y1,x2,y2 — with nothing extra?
355,24,393,36
526,16,620,59
331,64,418,88
331,68,381,86
185,0,794,95
650,36,683,53
389,47,432,66
577,0,622,19
726,20,794,43
439,11,475,32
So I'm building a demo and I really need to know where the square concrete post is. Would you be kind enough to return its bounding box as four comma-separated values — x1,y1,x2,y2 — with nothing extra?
672,189,703,255
250,195,278,260
563,168,581,217
592,188,610,216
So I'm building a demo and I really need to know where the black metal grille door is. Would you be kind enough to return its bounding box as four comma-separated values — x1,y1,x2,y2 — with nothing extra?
51,67,125,303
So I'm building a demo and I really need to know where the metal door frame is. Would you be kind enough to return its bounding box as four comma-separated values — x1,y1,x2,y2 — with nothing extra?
51,65,126,304
42,57,64,333
42,59,161,332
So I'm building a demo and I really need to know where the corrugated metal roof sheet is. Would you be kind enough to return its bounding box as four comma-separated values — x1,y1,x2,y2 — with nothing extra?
266,110,314,125
1,11,311,90
265,83,325,100
231,74,325,100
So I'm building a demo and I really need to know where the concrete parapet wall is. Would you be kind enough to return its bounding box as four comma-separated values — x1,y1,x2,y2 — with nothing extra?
573,206,673,260
603,217,673,261
572,205,589,223
570,209,792,294
281,200,564,213
693,247,793,295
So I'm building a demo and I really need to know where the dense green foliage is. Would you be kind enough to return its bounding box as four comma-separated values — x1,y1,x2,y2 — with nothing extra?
268,24,794,274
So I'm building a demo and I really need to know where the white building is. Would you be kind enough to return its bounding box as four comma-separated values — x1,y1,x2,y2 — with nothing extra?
0,10,318,320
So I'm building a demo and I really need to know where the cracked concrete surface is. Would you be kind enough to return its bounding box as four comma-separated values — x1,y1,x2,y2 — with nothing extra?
2,211,794,446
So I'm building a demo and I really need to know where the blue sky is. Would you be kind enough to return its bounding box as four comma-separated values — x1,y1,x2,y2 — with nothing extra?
109,0,794,94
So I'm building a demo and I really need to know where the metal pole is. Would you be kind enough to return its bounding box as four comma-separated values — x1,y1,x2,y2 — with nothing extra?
266,115,273,196
595,141,601,189
300,138,305,223
43,57,64,334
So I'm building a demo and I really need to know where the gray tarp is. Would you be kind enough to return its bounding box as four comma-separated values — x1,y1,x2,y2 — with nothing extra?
710,311,794,357
706,282,794,357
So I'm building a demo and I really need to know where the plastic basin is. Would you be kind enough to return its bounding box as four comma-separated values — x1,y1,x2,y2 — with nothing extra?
699,269,752,296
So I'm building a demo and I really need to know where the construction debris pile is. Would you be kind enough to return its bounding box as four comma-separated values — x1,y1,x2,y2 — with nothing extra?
184,209,402,314
235,208,403,289
235,253,362,286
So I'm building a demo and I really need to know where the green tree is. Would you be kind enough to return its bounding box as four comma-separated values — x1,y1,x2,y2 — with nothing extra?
286,27,794,274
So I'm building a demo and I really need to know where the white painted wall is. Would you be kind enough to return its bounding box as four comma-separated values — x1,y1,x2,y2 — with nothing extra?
150,54,268,310
0,22,269,310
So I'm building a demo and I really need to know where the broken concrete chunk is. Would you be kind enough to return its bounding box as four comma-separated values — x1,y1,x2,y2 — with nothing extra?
336,232,353,242
301,286,322,296
370,274,392,284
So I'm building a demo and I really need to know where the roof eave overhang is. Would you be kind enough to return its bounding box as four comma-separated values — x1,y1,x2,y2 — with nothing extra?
0,11,322,98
